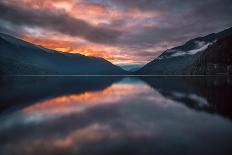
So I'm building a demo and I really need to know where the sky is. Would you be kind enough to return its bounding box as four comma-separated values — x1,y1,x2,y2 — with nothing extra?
1,0,232,66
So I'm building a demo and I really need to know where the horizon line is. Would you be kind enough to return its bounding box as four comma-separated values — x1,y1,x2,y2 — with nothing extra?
2,75,231,77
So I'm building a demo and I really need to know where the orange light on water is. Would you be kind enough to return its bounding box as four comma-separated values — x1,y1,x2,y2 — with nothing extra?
23,83,148,114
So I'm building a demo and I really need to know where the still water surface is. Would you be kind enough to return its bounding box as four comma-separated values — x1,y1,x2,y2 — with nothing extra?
0,76,232,155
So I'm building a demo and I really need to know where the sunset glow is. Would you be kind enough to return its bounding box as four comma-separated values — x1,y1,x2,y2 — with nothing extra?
1,0,232,65
1,0,232,154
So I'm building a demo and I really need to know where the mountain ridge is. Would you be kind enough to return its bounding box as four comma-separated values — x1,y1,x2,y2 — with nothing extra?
136,27,232,75
189,35,232,75
0,33,126,75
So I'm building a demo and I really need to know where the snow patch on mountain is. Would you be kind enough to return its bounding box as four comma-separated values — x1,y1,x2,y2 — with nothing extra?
171,41,213,57
171,43,212,57
158,41,214,60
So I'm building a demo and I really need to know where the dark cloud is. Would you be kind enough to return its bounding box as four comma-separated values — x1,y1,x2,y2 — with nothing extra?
110,0,232,14
0,1,122,44
111,0,232,54
1,0,232,63
81,0,232,59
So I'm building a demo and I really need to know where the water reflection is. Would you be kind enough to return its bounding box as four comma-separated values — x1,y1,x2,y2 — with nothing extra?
142,76,232,118
0,76,121,112
0,76,232,155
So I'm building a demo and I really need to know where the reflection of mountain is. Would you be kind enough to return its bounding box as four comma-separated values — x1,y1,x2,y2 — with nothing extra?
137,27,232,75
141,76,232,119
0,76,121,112
186,77,232,119
1,77,232,155
0,33,125,75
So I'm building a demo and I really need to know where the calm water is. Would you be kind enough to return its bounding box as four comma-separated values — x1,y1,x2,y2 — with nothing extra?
0,76,232,155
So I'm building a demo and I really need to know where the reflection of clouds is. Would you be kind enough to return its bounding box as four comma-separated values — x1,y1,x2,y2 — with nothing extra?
1,78,232,155
23,80,154,117
171,91,209,108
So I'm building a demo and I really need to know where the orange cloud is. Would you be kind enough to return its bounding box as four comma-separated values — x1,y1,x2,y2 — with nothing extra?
2,0,162,65
22,36,145,64
4,0,74,10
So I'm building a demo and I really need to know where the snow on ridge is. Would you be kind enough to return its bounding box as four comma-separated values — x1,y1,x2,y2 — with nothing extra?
170,41,213,57
186,42,211,55
171,51,187,57
156,41,215,61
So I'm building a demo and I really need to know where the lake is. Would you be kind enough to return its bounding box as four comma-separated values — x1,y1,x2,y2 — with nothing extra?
0,76,232,155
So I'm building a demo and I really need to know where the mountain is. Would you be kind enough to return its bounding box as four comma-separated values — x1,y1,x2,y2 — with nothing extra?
189,35,232,75
0,33,126,75
137,27,232,75
118,64,143,72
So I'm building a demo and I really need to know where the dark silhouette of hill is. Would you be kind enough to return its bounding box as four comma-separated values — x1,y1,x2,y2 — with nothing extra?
0,33,126,75
189,35,232,75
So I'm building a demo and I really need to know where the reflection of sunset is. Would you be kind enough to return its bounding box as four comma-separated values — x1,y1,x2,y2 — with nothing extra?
23,82,152,114
54,124,118,149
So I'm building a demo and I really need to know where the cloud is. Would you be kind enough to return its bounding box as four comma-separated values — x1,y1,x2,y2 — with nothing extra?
0,1,122,45
107,0,232,60
0,0,232,64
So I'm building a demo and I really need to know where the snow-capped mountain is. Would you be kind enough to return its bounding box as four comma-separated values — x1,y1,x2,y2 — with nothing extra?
137,27,232,75
0,33,126,75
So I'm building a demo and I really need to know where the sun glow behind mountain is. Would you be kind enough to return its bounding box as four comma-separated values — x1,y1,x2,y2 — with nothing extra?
1,0,232,66
22,36,134,64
